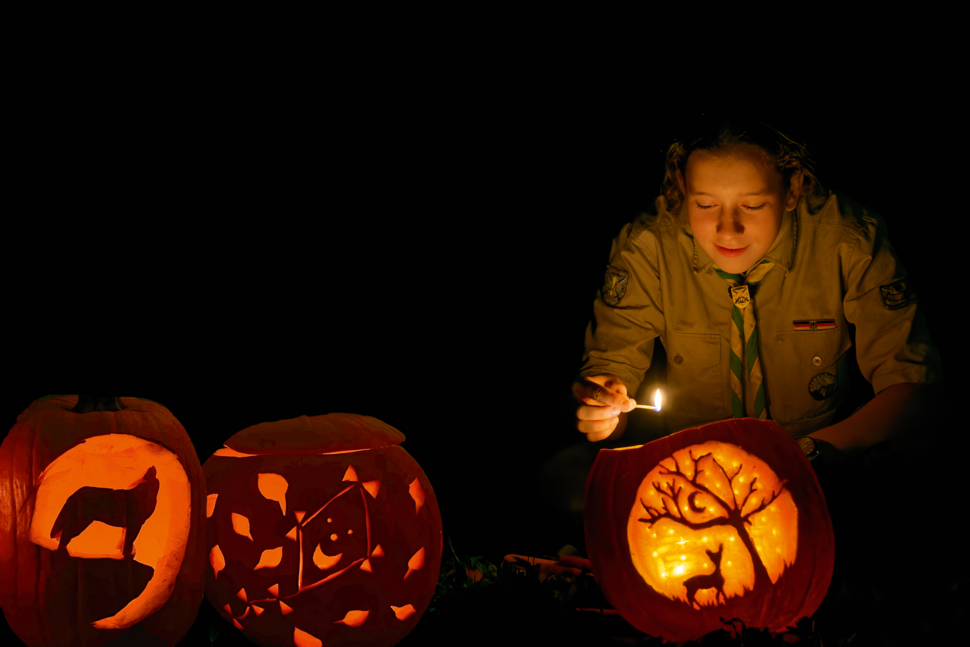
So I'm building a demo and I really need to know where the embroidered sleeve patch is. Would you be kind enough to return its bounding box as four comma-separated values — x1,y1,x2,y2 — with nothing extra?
602,266,629,306
879,278,916,310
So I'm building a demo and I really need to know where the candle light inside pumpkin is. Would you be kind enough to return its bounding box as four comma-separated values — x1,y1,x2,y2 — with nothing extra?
633,389,662,412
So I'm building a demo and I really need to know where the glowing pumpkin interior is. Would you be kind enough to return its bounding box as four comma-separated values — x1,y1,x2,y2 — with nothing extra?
27,434,191,630
203,421,440,647
627,441,797,609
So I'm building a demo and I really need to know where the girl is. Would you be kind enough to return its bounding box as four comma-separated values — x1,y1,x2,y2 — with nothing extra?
572,110,942,464
553,111,949,641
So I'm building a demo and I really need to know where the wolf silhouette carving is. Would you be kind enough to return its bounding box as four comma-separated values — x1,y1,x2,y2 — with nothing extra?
49,465,160,559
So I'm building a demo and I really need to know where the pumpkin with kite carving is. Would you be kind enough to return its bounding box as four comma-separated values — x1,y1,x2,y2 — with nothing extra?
203,412,442,647
0,395,207,647
584,417,834,642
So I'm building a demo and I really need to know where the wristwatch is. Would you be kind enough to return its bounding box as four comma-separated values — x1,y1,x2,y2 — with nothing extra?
796,436,819,461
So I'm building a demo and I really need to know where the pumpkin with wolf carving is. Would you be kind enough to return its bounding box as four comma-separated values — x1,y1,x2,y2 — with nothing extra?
0,396,206,647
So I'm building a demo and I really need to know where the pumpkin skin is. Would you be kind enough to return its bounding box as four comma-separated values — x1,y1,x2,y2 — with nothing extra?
584,418,834,642
0,396,207,647
203,412,442,647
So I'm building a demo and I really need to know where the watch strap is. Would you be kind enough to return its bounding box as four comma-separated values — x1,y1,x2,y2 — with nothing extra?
796,436,819,461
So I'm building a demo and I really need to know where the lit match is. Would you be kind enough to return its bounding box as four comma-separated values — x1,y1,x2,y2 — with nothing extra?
633,389,662,412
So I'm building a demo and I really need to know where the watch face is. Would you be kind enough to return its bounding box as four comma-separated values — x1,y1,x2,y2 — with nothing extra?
797,436,816,455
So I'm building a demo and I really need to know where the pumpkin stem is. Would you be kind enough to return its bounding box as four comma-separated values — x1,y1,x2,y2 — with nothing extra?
71,396,126,413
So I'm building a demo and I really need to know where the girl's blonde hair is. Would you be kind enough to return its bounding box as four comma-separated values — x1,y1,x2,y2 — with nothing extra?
660,111,828,213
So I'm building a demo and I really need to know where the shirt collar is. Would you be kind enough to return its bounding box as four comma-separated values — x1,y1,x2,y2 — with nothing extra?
678,200,798,277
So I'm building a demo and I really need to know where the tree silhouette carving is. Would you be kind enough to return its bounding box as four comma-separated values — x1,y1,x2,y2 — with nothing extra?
632,444,795,607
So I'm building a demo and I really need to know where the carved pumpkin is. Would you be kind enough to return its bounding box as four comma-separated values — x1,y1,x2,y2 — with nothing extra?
0,396,207,647
203,412,441,647
584,418,834,642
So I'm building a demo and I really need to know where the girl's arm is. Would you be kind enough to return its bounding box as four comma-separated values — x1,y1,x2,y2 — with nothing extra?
805,381,942,463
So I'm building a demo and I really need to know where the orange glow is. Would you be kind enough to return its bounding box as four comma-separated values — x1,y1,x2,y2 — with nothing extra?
312,545,342,571
293,626,323,647
213,446,370,458
362,480,380,499
254,546,283,570
257,473,288,516
404,547,425,581
27,434,191,630
61,521,126,559
204,432,440,643
334,609,369,627
210,544,226,579
231,513,254,541
391,604,416,620
207,493,219,518
409,478,425,515
627,441,797,608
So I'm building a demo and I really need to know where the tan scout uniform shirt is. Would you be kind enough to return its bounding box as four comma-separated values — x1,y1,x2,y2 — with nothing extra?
580,190,944,438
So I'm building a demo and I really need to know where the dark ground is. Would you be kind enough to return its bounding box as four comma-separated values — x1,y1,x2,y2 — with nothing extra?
3,63,964,645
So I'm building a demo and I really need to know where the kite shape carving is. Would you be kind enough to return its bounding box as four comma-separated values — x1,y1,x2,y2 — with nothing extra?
203,413,441,647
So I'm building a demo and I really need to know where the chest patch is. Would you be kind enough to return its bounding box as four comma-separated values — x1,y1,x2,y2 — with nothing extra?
879,278,916,310
793,319,836,331
602,266,629,306
808,372,837,400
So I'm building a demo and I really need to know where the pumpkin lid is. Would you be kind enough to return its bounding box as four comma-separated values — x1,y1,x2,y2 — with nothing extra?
217,412,406,455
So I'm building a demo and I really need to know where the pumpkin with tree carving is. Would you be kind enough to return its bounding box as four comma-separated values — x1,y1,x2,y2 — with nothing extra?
584,417,834,643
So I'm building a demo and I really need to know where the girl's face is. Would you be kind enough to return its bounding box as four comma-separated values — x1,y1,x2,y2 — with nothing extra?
677,143,802,275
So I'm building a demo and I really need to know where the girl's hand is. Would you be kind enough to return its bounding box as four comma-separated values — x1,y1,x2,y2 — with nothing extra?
572,375,637,442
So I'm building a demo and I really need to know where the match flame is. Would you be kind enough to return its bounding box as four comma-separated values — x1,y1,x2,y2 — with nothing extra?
654,389,662,412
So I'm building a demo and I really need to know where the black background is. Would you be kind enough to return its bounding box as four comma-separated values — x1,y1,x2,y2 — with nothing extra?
3,58,963,645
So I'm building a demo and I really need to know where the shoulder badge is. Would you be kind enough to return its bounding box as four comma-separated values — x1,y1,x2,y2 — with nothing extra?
879,278,916,310
602,266,629,306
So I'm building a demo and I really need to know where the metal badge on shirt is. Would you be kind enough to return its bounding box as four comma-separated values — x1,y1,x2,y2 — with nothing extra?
602,266,629,306
808,373,837,400
879,278,916,310
730,286,751,309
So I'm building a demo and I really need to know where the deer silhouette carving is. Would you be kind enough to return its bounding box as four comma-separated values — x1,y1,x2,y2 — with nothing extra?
682,544,726,609
49,466,160,559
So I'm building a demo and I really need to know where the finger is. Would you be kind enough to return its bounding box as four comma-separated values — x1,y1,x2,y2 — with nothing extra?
585,428,614,443
577,404,621,421
578,417,618,435
581,397,638,413
585,383,633,410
